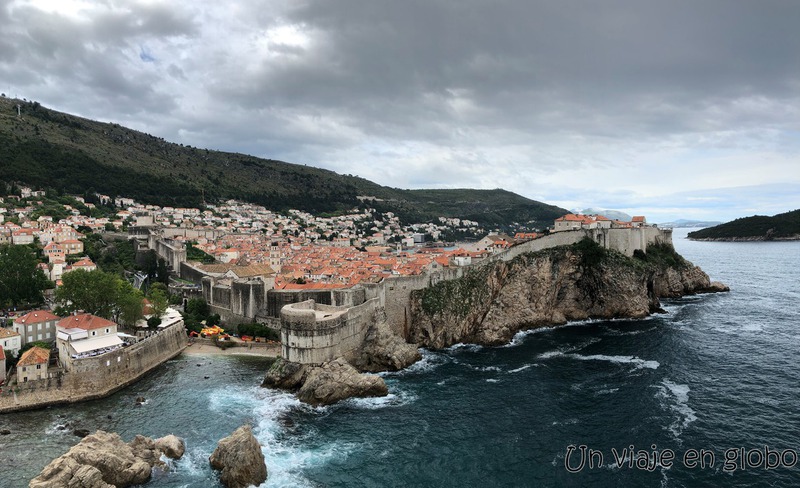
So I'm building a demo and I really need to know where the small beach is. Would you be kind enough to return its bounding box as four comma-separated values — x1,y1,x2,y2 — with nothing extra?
182,340,281,358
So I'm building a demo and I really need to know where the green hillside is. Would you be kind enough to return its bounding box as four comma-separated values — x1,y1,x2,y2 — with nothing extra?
687,209,800,240
0,97,565,228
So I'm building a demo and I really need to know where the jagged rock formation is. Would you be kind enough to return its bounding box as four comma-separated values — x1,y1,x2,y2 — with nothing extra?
262,357,389,406
409,241,728,349
297,358,389,406
29,430,185,488
349,321,422,373
261,358,307,390
155,435,186,460
209,425,268,488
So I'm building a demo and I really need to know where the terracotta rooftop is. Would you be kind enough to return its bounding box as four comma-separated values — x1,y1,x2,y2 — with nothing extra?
57,314,116,331
0,328,20,339
15,310,60,325
17,346,49,367
0,345,5,361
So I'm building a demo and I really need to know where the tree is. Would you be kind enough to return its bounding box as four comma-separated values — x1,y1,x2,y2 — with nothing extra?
56,269,122,318
0,244,52,307
147,288,168,320
117,283,144,327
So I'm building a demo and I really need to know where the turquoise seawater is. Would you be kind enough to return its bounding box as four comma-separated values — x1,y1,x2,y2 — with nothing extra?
2,229,800,487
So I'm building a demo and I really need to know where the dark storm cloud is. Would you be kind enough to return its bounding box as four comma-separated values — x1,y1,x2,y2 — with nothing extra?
217,0,800,140
2,0,799,220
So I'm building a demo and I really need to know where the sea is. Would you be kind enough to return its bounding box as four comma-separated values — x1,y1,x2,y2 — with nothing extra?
1,228,799,488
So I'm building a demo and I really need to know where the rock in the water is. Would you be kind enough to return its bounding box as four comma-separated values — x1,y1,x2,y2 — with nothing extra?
155,434,186,460
297,358,388,406
73,429,90,438
209,425,267,488
349,321,421,373
128,435,164,467
704,281,730,293
0,429,10,435
135,396,146,404
30,430,161,488
261,358,307,390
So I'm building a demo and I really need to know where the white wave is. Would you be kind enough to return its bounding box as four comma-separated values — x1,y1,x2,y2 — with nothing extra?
507,365,531,373
172,447,208,477
595,388,619,395
538,350,564,359
207,385,261,414
446,342,484,352
564,353,660,370
342,387,418,410
471,365,502,372
486,378,499,383
249,388,350,488
656,379,697,441
502,326,557,347
382,348,449,377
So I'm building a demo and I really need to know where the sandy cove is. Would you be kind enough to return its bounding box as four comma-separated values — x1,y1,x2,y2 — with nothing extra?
182,340,281,358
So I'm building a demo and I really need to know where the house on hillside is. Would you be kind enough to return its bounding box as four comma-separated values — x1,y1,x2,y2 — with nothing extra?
13,310,60,346
11,228,35,245
0,327,22,357
17,346,50,383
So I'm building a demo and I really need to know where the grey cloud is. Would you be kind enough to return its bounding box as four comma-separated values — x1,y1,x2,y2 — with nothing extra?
2,0,799,221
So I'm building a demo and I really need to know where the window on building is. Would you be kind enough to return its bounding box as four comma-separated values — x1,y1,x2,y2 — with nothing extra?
92,331,96,336
36,364,41,370
105,328,110,334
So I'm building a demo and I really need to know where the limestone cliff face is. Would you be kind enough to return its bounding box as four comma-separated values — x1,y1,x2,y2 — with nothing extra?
408,242,726,349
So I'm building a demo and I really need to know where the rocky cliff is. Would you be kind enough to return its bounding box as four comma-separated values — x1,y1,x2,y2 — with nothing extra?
409,240,728,349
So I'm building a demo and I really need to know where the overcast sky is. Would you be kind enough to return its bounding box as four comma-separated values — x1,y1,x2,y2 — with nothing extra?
3,0,800,222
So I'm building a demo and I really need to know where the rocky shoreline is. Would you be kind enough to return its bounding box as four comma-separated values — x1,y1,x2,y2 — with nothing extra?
29,426,267,488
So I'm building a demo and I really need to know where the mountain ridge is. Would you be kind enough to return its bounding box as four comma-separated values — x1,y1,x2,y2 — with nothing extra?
0,97,566,229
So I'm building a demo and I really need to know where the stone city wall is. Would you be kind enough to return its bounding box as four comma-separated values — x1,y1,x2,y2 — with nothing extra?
280,297,380,365
0,323,186,413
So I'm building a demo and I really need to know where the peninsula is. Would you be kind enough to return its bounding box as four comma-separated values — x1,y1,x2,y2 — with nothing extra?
688,209,800,241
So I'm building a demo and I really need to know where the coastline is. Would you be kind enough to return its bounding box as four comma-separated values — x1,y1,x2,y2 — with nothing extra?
687,236,800,242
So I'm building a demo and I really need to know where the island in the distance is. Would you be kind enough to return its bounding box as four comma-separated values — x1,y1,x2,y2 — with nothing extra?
687,209,800,241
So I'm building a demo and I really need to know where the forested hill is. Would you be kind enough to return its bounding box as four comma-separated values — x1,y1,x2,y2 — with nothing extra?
0,97,566,228
687,209,800,240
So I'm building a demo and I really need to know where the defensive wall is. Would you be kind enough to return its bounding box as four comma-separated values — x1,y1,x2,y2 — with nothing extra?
0,322,187,413
280,297,381,365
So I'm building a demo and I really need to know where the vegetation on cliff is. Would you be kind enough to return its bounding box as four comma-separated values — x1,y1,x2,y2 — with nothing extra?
687,209,800,240
0,97,566,228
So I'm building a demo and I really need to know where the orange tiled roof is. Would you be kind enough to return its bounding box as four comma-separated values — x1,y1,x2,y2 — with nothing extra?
17,346,49,366
56,313,116,331
15,310,60,325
